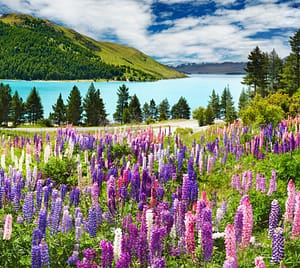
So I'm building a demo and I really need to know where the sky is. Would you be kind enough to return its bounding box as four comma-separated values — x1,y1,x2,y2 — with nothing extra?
0,0,300,65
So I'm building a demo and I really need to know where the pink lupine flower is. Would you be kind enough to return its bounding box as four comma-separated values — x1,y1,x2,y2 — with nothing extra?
254,256,266,268
291,191,300,238
224,224,237,267
3,214,12,240
284,180,295,223
185,211,196,257
240,197,253,249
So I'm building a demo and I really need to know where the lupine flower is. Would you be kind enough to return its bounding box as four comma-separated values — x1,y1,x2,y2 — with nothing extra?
271,227,284,264
83,248,96,262
195,199,206,231
224,224,237,267
31,245,42,268
284,180,295,223
184,211,196,258
137,218,149,267
22,192,34,223
116,252,130,268
113,228,122,261
146,208,154,242
40,239,50,267
267,169,277,196
32,228,42,246
201,221,213,262
100,240,114,268
3,214,12,240
36,179,43,212
291,191,300,238
223,256,237,268
255,256,266,268
87,206,97,238
268,199,280,238
240,197,253,249
150,225,166,262
152,257,165,268
50,197,62,235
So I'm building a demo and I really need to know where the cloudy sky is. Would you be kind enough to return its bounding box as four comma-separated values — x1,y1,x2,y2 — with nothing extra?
0,0,300,65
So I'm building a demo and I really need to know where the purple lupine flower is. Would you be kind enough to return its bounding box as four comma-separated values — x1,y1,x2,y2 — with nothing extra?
152,257,165,268
35,179,43,212
83,248,96,262
267,170,277,196
150,226,166,262
43,186,50,210
201,221,213,262
40,240,50,267
268,200,280,238
181,174,190,211
0,185,4,209
116,252,130,268
128,223,139,258
13,181,22,213
137,219,149,267
32,228,42,246
38,209,47,238
87,206,97,238
61,206,72,233
122,214,133,232
100,240,114,268
271,227,284,264
60,184,68,202
22,191,34,223
50,197,62,235
130,166,140,201
223,256,237,268
107,176,116,215
234,206,243,244
31,245,42,268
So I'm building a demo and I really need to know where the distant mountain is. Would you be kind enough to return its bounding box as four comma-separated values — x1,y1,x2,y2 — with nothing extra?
173,62,247,74
0,13,185,81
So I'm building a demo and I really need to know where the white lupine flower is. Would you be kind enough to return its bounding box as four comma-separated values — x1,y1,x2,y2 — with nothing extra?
113,228,122,261
146,209,154,242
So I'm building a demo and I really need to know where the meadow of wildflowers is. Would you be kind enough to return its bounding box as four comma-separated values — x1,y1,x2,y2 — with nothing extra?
0,117,300,267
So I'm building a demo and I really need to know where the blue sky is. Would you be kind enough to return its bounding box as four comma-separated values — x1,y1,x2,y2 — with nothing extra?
1,0,300,65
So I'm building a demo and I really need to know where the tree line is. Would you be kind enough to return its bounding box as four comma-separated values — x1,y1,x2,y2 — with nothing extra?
0,82,191,127
193,28,300,127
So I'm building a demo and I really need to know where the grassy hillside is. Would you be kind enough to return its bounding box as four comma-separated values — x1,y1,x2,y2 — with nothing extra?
0,13,185,81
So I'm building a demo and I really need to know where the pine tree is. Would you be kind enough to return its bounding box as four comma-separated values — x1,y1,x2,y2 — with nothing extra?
205,104,214,125
149,99,158,120
0,83,12,125
113,84,130,124
208,89,220,119
243,46,269,96
66,85,82,125
25,87,44,124
171,97,190,119
268,49,283,92
142,102,151,122
289,29,300,90
238,88,250,112
83,83,107,126
10,91,24,126
128,94,142,123
50,93,66,125
220,86,237,123
158,98,170,121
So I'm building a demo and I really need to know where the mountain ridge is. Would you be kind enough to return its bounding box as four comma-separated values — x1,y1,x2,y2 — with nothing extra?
173,62,247,74
0,13,185,81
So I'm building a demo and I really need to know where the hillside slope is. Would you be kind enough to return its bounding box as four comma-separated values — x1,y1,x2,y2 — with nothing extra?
0,13,185,81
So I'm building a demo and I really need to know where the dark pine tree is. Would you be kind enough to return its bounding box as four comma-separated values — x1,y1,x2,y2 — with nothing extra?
208,89,220,119
25,87,44,124
128,94,142,123
171,97,191,119
10,91,24,126
149,99,158,120
142,102,151,122
158,98,170,121
0,83,12,125
83,83,107,126
50,93,66,126
66,85,82,125
113,84,130,124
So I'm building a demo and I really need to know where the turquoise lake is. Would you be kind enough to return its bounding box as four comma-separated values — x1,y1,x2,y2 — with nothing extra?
0,74,245,121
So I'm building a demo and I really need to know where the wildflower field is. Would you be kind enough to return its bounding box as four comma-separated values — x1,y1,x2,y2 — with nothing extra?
0,118,300,268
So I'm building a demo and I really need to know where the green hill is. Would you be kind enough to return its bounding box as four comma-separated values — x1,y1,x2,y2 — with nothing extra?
0,13,185,81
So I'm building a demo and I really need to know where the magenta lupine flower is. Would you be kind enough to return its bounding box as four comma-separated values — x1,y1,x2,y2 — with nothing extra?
271,227,284,264
268,199,281,238
254,256,266,268
291,191,300,238
224,224,237,267
100,240,114,268
137,219,149,267
83,248,96,262
231,174,241,192
240,197,253,249
3,214,12,240
184,211,196,256
116,252,130,268
267,169,277,196
284,180,295,223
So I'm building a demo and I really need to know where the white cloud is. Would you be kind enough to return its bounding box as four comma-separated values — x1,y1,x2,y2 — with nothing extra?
0,0,299,64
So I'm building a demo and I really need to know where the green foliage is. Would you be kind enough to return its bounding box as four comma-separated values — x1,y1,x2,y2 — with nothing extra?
50,93,66,125
25,87,44,124
41,156,77,185
0,82,12,125
66,85,82,125
171,96,191,119
158,98,170,121
128,94,142,123
193,106,206,126
113,84,130,124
